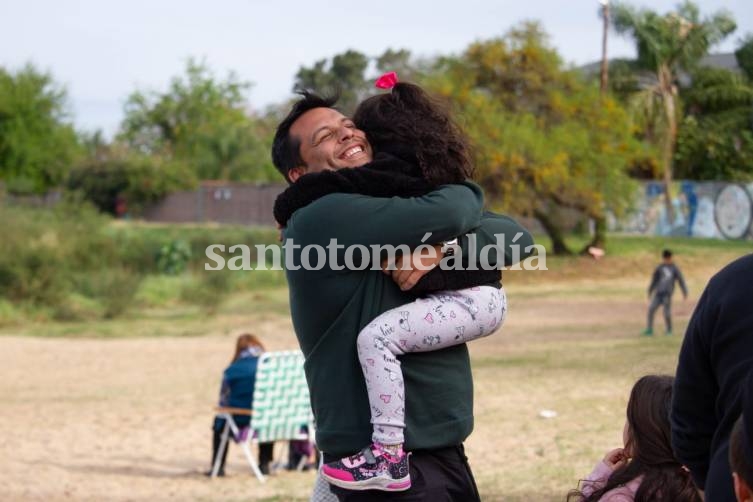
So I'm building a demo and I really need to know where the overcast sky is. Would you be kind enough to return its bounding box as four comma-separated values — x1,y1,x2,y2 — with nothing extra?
2,0,751,137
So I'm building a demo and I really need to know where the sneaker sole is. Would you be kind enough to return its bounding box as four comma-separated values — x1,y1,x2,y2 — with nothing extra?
320,471,411,492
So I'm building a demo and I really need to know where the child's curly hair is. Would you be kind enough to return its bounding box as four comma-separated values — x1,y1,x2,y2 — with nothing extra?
353,82,473,186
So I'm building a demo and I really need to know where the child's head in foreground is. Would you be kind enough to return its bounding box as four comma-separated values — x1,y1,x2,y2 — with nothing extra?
730,371,753,501
569,375,700,501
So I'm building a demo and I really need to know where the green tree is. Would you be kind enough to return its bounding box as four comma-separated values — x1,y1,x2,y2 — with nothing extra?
611,1,736,219
294,50,369,113
120,60,276,182
675,65,753,179
735,34,753,81
0,64,80,193
374,48,425,83
67,144,196,215
431,23,640,254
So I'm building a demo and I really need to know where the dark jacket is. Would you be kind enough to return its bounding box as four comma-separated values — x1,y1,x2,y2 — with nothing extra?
274,152,530,292
671,254,753,502
648,262,688,297
283,182,530,456
213,349,261,430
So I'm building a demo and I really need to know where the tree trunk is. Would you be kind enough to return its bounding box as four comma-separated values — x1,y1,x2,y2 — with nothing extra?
659,66,677,225
582,215,607,254
534,208,572,256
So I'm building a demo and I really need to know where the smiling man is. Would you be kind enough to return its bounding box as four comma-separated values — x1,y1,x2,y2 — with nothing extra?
271,91,529,501
287,107,372,179
274,97,373,182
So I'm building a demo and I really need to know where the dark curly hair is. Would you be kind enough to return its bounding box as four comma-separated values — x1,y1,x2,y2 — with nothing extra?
352,82,473,186
272,90,339,183
568,375,701,502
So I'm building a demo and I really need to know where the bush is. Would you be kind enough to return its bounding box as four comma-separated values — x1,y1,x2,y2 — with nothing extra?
0,203,149,318
156,240,192,275
180,270,232,315
0,207,280,322
66,152,196,215
72,268,144,319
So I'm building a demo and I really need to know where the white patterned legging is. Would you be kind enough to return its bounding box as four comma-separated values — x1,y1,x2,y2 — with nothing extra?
357,285,507,445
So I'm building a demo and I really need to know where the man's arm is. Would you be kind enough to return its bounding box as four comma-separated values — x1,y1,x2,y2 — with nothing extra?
287,182,484,250
460,211,535,268
398,211,533,294
670,285,718,490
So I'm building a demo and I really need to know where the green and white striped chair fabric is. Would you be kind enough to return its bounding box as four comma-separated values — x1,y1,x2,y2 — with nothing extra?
251,350,313,443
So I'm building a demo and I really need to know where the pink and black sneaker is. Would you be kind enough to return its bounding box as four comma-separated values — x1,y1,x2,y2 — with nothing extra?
320,443,411,492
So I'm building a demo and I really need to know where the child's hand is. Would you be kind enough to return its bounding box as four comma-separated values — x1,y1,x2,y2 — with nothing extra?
603,448,628,470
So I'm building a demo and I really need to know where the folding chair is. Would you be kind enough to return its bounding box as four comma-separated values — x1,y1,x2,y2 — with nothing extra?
211,350,314,482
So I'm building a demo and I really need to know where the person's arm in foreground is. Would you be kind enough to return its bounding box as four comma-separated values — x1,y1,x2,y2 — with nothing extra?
580,449,633,501
671,285,718,490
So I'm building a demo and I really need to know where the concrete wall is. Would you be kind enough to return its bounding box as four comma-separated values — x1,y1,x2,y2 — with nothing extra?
609,181,753,240
141,182,286,226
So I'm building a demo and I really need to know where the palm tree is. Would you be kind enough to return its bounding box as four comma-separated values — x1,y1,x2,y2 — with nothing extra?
611,1,735,221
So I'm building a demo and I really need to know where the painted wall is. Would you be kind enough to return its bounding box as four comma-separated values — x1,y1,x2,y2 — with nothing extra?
609,181,753,240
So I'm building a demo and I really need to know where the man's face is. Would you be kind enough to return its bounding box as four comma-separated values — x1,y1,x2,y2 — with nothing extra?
288,107,373,182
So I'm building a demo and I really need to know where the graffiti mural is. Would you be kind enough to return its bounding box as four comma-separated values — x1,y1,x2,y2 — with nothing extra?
610,181,753,240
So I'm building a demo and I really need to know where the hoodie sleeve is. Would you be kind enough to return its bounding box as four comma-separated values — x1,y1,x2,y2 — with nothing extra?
218,372,230,408
459,211,535,268
670,285,718,489
580,461,637,502
287,182,484,251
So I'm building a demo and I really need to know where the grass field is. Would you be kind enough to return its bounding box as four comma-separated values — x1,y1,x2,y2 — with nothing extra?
1,235,750,501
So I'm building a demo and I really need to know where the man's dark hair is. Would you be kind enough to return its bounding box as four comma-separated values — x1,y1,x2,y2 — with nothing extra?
663,249,673,259
730,415,753,488
271,90,339,183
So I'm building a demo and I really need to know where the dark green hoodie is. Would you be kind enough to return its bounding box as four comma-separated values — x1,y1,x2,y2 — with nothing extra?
283,181,531,456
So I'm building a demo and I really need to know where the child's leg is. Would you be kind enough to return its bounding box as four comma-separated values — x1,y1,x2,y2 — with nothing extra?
357,285,506,446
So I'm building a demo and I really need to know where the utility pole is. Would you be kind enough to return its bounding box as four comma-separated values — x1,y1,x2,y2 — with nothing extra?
587,0,611,253
600,0,610,95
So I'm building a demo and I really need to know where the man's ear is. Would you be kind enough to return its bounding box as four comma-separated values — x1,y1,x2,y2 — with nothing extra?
734,472,753,501
288,166,306,183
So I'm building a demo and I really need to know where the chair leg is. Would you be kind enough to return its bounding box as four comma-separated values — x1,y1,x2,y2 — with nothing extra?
240,440,266,483
211,421,231,478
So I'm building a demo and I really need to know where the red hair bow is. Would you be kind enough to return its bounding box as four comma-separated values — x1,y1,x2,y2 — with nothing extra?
375,71,398,89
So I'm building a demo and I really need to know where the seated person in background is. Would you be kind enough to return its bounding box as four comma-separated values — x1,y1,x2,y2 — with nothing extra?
209,333,274,476
567,375,701,502
730,371,753,502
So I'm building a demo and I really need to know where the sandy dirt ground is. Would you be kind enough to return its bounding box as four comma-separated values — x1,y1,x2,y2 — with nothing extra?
1,283,697,502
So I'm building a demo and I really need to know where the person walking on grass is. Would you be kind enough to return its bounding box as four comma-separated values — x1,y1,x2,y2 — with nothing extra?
643,249,687,336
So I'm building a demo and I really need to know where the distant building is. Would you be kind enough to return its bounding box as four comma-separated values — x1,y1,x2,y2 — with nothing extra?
140,181,286,227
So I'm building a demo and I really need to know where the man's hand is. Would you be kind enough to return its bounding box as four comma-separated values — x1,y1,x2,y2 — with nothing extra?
382,244,444,291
